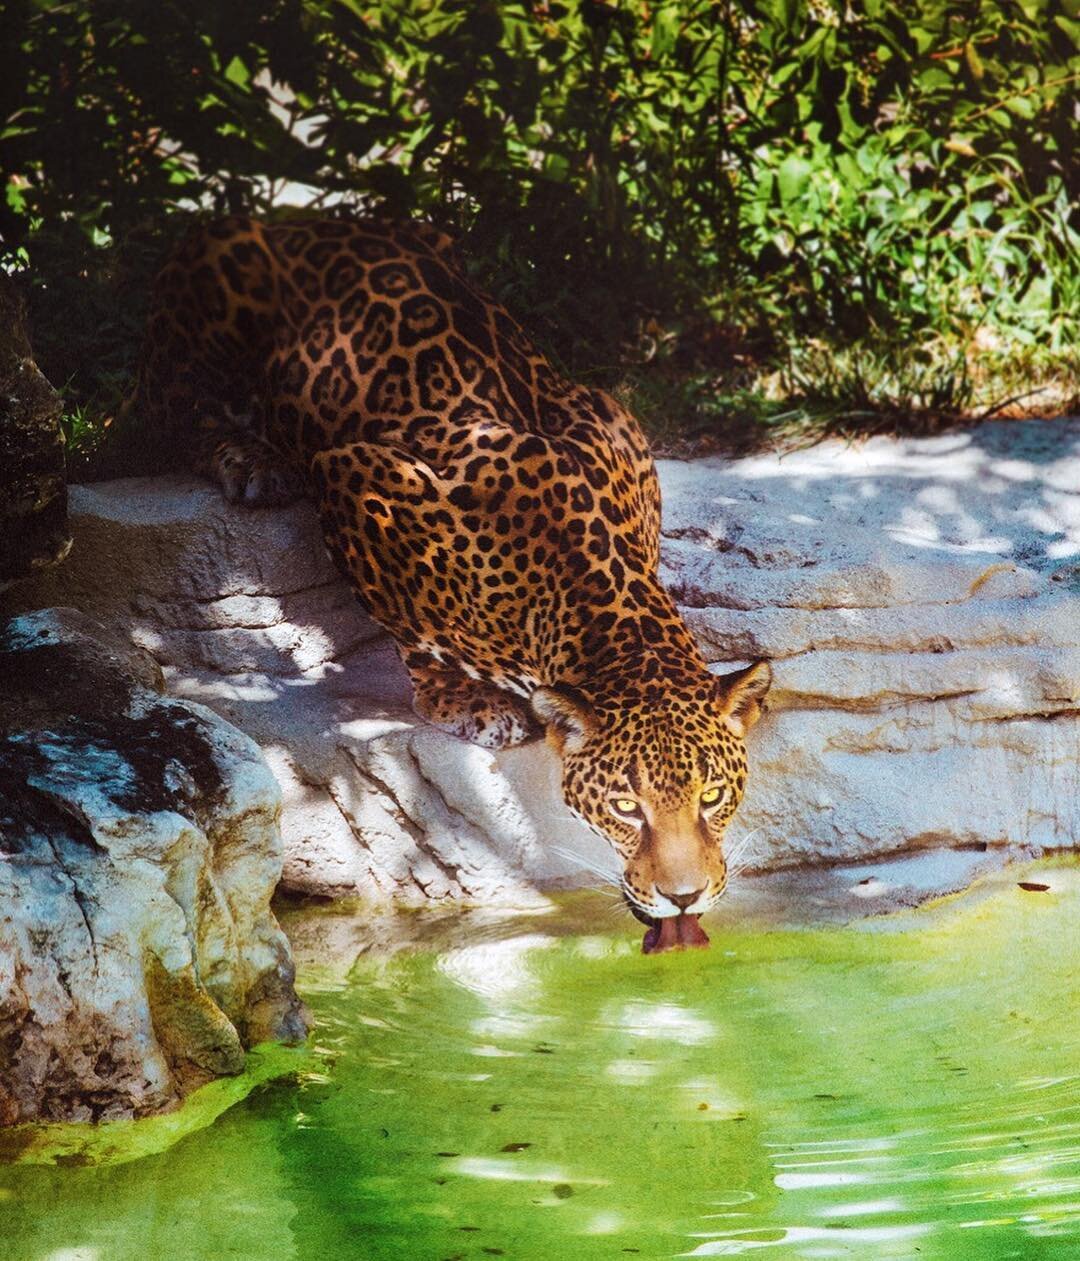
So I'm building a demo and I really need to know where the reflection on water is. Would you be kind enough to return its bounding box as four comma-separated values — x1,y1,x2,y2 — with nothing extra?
6,868,1080,1259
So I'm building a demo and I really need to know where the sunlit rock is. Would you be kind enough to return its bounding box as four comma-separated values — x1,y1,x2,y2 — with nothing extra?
660,421,1080,866
0,608,307,1125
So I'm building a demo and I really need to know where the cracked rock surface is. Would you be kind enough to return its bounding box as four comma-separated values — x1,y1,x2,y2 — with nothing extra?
0,608,308,1125
5,419,1080,902
661,421,1080,866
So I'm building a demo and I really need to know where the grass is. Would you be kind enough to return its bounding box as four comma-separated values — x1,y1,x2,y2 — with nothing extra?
627,334,1080,460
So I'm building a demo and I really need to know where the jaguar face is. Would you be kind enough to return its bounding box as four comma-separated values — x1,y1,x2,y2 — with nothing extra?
532,661,772,951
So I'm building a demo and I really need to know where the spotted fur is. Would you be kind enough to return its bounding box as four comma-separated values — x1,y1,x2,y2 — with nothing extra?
136,215,772,921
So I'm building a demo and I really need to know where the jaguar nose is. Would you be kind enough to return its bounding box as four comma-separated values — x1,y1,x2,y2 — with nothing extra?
658,886,706,912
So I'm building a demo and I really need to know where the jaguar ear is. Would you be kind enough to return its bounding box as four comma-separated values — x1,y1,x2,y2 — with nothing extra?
531,684,596,755
715,661,773,737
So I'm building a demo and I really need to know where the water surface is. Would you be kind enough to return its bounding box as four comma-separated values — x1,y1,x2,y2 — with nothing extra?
5,867,1080,1259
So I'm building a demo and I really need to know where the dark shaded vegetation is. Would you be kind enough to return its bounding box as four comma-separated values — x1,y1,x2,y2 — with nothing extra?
2,0,1077,475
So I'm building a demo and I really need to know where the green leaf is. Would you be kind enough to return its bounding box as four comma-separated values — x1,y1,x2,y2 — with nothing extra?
777,154,813,203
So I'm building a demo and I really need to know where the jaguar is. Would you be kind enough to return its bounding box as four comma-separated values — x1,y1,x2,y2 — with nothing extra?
135,215,772,952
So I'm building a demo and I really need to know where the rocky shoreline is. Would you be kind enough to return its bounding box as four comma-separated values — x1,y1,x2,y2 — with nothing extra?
0,609,308,1125
5,417,1080,1124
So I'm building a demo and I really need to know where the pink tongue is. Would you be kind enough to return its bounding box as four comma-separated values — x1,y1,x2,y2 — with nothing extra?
642,914,710,955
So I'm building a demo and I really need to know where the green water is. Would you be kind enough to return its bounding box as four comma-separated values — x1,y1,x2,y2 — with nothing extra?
5,869,1080,1260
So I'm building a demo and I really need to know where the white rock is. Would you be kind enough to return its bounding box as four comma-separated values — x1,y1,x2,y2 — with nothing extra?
659,421,1080,866
14,476,382,675
4,419,1080,899
0,609,307,1124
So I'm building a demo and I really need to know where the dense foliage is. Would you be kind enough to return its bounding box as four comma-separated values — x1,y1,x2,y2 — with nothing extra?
2,0,1078,462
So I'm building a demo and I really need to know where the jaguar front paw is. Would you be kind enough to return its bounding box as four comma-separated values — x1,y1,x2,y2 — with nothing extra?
213,441,306,508
411,674,540,750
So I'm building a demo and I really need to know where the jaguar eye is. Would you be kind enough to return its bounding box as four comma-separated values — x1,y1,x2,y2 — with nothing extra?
700,785,726,809
611,797,642,818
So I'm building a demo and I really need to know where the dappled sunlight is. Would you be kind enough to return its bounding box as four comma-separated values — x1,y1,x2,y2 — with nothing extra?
818,1197,906,1218
451,1156,607,1187
604,1058,661,1083
582,1210,628,1234
470,1012,560,1042
677,1078,745,1119
989,458,1039,483
682,1222,933,1255
673,423,1080,573
335,716,414,740
978,670,1029,710
179,674,286,704
436,932,557,1004
774,1170,873,1190
166,666,357,706
604,999,719,1047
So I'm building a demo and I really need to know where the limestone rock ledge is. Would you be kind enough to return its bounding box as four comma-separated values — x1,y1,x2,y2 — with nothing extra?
0,609,308,1125
4,419,1080,901
660,421,1080,866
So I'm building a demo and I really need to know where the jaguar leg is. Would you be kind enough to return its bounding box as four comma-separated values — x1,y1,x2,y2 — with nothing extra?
193,419,306,508
407,660,540,750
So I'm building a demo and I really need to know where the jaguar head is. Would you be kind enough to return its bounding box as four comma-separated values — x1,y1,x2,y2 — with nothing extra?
532,662,772,953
